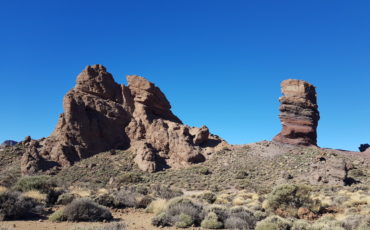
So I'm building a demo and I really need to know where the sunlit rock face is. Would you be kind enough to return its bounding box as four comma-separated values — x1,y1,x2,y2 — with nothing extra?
21,64,226,175
273,79,320,146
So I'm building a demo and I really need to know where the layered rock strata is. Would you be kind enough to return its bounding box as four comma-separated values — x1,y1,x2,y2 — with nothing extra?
273,79,320,146
21,65,225,174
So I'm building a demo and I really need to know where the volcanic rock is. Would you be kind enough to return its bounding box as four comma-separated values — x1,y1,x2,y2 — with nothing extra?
0,140,18,147
309,157,347,186
21,64,226,175
273,79,320,146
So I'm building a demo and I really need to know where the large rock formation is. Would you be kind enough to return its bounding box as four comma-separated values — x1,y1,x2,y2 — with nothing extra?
21,65,225,175
273,79,320,146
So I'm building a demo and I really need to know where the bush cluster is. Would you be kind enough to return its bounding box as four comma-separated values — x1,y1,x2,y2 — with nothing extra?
13,176,55,193
0,191,42,220
94,190,153,209
151,184,183,199
50,198,112,222
151,198,258,229
152,198,203,228
266,184,321,217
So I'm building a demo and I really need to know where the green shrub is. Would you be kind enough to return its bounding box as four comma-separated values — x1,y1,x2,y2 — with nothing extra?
292,219,312,230
151,184,183,199
13,176,55,193
224,207,257,230
175,213,193,228
48,210,65,222
311,216,345,230
57,193,78,205
342,215,364,230
201,212,223,229
255,215,292,230
0,191,42,220
116,173,145,184
199,192,217,204
205,205,229,222
151,198,203,227
152,212,171,227
266,184,320,217
62,198,113,221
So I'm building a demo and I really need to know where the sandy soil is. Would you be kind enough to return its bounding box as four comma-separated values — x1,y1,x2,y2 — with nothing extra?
0,209,202,230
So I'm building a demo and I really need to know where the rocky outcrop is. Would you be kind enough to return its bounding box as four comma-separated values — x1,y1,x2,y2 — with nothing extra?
273,79,320,146
309,157,347,186
21,65,226,175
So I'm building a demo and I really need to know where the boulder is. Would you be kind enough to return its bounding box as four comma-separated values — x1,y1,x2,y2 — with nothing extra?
273,79,320,146
21,65,226,175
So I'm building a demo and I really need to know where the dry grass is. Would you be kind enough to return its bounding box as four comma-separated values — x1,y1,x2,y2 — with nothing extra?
145,199,167,214
232,196,246,206
0,186,8,193
22,190,47,202
215,193,231,204
69,187,92,198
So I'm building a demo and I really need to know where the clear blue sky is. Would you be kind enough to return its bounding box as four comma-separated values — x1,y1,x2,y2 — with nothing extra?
1,0,369,151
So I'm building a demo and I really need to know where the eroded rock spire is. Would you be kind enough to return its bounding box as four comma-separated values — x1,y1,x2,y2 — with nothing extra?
273,79,320,146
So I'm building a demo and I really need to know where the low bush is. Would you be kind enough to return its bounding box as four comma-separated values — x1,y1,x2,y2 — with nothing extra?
266,184,321,217
342,215,364,230
224,207,257,230
175,213,194,228
146,199,167,214
311,216,345,230
291,219,312,230
116,173,145,184
61,198,113,221
113,190,137,208
152,212,171,227
199,192,217,204
13,176,55,193
48,210,65,222
151,184,183,199
57,193,77,205
0,191,42,220
201,212,223,229
205,205,229,223
95,190,153,209
151,198,203,227
255,215,292,230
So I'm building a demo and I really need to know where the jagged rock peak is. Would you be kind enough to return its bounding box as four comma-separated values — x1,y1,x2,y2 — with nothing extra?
273,79,320,146
21,65,226,175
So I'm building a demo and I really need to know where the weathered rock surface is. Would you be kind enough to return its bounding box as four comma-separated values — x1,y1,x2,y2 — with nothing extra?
273,79,320,146
309,156,348,186
21,65,226,175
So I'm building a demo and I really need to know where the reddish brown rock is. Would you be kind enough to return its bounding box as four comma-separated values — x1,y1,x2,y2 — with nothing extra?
273,79,320,146
21,65,226,175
